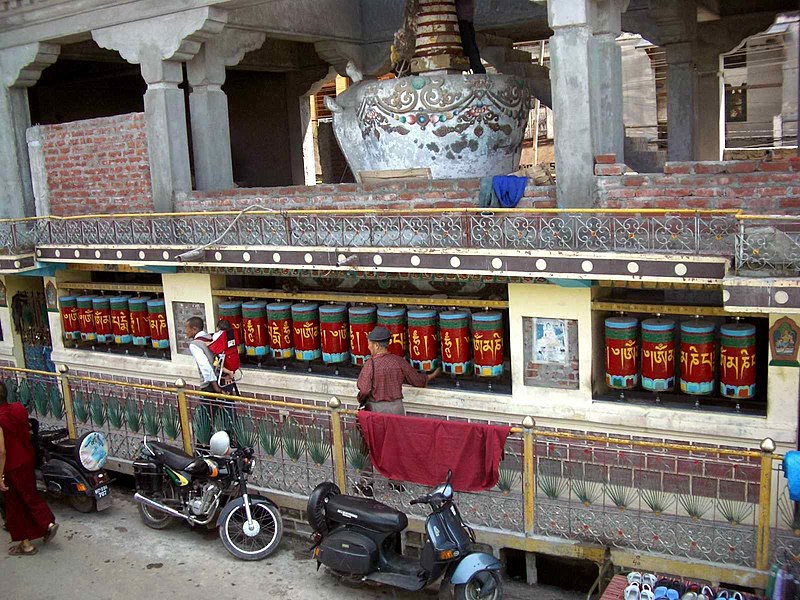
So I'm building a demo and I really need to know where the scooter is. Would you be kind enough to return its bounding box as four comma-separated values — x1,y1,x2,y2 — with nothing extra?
31,419,111,512
307,471,503,599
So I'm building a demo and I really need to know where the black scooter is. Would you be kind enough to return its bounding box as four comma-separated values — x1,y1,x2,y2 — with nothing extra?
307,471,503,599
31,420,111,512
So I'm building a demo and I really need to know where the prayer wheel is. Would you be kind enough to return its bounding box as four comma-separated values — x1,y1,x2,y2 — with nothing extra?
218,301,244,353
349,306,376,366
720,323,756,399
641,318,676,392
242,301,269,357
320,304,349,364
76,296,97,343
377,306,407,357
292,303,321,361
59,296,80,341
110,296,132,344
266,301,293,359
679,320,716,395
408,308,439,372
472,311,504,377
129,297,151,346
146,298,169,349
91,297,113,344
439,310,472,375
605,317,638,389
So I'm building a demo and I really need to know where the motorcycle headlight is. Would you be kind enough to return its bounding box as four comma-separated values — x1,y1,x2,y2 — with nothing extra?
78,432,109,472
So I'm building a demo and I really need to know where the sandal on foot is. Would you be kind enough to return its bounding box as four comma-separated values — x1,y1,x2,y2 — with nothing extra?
43,522,58,544
8,544,37,556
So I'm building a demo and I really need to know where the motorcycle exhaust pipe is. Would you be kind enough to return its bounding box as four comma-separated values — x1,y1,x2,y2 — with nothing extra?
134,493,188,521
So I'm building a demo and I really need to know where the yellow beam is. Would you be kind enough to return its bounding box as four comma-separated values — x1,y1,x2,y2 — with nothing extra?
58,282,164,293
213,288,509,309
592,301,757,319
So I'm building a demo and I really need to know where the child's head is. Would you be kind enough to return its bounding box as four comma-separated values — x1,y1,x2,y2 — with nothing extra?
217,319,234,337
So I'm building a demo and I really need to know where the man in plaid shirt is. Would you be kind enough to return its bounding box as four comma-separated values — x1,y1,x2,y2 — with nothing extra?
357,327,441,415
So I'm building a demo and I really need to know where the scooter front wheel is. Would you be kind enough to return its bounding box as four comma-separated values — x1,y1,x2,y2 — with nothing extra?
454,570,504,600
219,500,283,561
69,495,96,513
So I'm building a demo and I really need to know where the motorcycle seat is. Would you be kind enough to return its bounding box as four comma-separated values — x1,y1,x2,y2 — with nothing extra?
325,495,409,533
149,441,208,475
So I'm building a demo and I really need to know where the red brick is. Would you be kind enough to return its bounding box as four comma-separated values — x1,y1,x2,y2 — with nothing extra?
726,160,758,174
595,164,624,176
694,162,725,174
594,153,617,164
622,176,646,186
760,159,792,172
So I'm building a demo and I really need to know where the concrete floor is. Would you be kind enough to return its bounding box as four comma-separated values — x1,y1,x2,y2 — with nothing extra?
1,486,584,600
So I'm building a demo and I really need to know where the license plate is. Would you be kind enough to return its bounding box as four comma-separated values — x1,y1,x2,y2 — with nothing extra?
95,485,109,499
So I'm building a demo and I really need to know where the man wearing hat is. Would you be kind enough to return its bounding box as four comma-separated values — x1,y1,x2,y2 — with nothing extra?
356,326,441,415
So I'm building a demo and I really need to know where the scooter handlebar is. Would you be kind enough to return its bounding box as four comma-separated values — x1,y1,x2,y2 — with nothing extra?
410,495,429,506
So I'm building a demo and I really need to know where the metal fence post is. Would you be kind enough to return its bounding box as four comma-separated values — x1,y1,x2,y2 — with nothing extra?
522,416,536,535
756,437,776,571
57,364,76,440
329,397,348,492
175,378,193,455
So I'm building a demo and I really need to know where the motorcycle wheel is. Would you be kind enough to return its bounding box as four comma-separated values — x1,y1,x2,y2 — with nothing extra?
219,500,283,561
69,495,96,513
138,482,178,530
454,571,504,600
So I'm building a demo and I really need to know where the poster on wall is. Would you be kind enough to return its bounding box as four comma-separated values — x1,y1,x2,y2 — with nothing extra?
533,318,568,364
770,316,800,367
172,301,206,355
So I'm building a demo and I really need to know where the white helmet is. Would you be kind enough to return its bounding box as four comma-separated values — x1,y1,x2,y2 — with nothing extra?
209,431,231,457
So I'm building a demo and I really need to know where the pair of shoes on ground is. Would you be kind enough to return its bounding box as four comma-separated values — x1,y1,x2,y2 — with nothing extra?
625,572,658,600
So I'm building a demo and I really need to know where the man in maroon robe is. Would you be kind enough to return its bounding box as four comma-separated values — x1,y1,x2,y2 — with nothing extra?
0,383,57,555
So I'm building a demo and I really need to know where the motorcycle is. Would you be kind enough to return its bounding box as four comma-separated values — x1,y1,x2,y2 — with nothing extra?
31,419,111,513
132,432,283,561
307,471,504,599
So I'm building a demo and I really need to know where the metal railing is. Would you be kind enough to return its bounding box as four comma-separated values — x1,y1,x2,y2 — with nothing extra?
736,215,800,273
1,363,792,582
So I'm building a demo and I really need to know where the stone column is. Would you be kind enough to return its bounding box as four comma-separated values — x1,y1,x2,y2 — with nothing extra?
782,21,799,146
186,29,265,191
286,68,334,186
589,0,628,161
665,41,697,161
92,7,226,211
547,0,595,207
0,43,59,218
695,45,723,161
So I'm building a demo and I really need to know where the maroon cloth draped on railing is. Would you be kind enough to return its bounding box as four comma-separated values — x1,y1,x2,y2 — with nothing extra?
356,411,511,492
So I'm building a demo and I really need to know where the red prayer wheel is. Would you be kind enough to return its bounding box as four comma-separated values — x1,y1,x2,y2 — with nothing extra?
129,297,151,346
680,320,716,395
472,311,504,377
110,296,132,344
377,306,407,357
147,299,169,349
320,304,349,364
267,301,293,359
605,317,638,389
408,309,439,372
76,296,97,343
720,323,756,399
292,303,321,361
219,301,245,354
59,296,80,341
439,310,472,375
641,318,676,392
243,301,269,357
349,306,376,366
92,297,113,344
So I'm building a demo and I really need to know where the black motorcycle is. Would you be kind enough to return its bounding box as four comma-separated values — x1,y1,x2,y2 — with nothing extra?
133,436,283,561
32,420,111,513
307,471,503,599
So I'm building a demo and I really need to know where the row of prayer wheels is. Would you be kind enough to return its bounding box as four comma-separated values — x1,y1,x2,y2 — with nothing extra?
218,301,505,377
59,295,169,350
605,317,757,399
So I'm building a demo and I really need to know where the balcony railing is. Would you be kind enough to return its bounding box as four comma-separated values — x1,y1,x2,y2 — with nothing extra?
3,209,800,276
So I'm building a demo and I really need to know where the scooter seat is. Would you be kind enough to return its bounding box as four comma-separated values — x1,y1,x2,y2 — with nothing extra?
149,441,207,474
325,495,408,533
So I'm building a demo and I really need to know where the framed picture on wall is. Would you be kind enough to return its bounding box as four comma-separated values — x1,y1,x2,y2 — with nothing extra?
532,318,568,365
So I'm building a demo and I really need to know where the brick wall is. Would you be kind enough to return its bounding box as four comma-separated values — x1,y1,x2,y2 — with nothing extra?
595,154,800,211
31,113,152,216
178,179,558,212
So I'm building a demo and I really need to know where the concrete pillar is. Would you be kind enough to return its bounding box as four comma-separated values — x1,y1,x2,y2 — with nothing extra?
665,41,697,161
92,7,227,211
695,46,724,161
547,0,595,207
589,0,628,161
782,21,799,145
0,43,59,218
186,29,265,191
